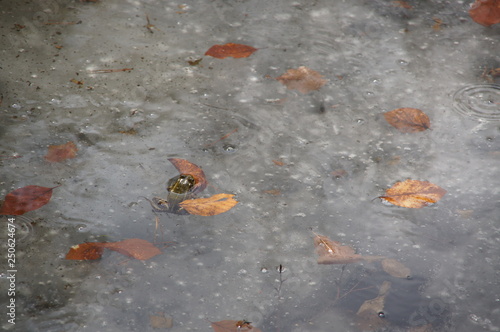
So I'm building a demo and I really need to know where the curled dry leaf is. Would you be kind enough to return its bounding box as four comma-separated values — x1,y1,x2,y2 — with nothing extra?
276,66,328,94
44,141,78,162
384,108,430,133
168,158,207,194
379,179,446,208
356,281,391,330
179,193,238,216
469,0,500,27
205,43,258,59
381,258,411,278
210,320,262,332
0,185,59,215
66,238,161,261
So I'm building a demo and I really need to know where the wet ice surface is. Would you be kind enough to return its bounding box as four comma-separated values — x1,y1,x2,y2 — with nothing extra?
0,0,499,331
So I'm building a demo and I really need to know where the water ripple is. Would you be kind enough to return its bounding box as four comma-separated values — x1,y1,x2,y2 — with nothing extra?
452,84,500,121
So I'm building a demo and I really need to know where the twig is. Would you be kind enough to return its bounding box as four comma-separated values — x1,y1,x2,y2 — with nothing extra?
44,20,82,25
204,128,238,148
87,68,134,73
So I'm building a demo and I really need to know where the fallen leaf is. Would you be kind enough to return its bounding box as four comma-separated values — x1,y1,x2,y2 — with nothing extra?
44,141,78,162
179,193,238,216
102,239,162,260
469,0,500,27
263,189,281,195
272,159,285,166
356,281,391,330
66,239,161,260
205,43,258,59
381,258,411,278
149,314,173,328
313,234,365,264
168,158,207,194
65,242,105,260
384,108,430,133
210,320,262,332
379,179,446,208
0,185,59,215
276,66,328,94
331,169,348,179
392,1,413,9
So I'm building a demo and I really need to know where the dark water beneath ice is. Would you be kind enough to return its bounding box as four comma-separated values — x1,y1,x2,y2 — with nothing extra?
1,1,499,331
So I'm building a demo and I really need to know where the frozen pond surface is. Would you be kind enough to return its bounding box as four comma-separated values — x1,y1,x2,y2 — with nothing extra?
0,0,499,331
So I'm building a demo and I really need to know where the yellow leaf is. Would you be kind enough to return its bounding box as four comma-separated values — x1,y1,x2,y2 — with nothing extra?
379,179,446,208
179,193,238,216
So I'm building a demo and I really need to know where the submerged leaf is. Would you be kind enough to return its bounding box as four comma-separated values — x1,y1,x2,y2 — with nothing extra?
65,242,105,260
179,193,238,216
313,234,365,264
205,43,258,59
44,141,78,162
0,185,59,215
469,0,500,27
66,239,161,261
210,320,262,332
276,66,328,94
356,281,391,330
102,239,162,260
384,108,430,133
381,258,411,278
379,179,446,208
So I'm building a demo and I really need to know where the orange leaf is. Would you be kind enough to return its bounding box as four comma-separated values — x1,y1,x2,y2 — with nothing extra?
205,43,258,59
210,320,262,332
44,141,78,162
379,179,446,208
0,185,59,215
384,108,430,133
65,242,105,260
101,238,162,260
276,66,328,94
469,0,500,27
168,158,207,194
313,234,365,264
179,193,238,216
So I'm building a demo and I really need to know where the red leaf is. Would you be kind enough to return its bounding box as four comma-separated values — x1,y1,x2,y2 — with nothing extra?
469,0,500,27
210,320,262,332
101,239,162,260
0,185,59,215
44,141,78,162
168,158,207,193
276,66,328,94
384,108,430,133
205,43,258,59
65,242,105,260
66,239,162,261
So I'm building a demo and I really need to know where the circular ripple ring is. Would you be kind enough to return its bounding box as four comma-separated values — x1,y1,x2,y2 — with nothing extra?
452,84,500,121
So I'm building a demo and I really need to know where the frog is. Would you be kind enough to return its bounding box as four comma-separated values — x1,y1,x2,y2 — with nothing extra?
146,174,196,214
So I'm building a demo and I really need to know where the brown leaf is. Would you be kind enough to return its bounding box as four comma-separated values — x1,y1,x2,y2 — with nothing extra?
313,234,365,264
168,158,207,193
384,108,430,133
210,320,262,332
44,141,78,162
469,0,500,27
0,185,59,215
392,1,413,9
149,314,173,328
205,43,258,59
179,193,238,216
381,258,411,278
356,281,391,330
101,238,162,260
276,66,328,94
379,179,446,208
65,242,105,260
